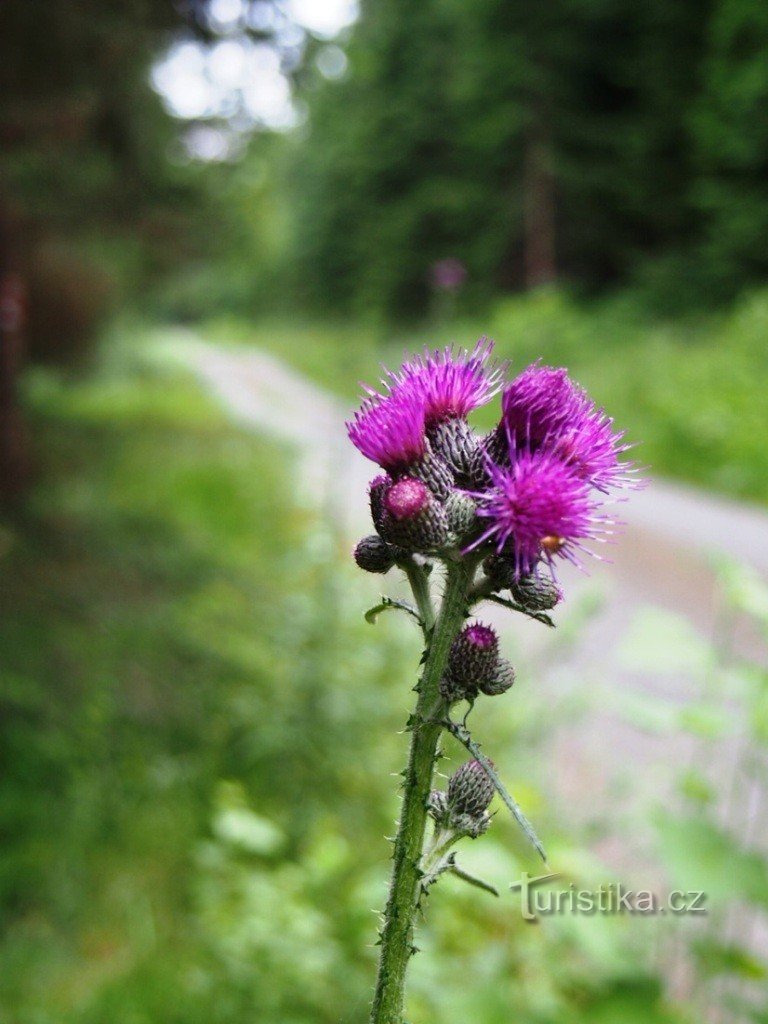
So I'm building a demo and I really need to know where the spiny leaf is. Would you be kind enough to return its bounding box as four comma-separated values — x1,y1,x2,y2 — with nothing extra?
447,855,500,897
485,594,555,628
443,718,548,863
365,596,425,630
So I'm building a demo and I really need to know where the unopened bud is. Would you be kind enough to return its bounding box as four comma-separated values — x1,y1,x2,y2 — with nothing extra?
482,553,516,590
378,478,450,553
510,573,562,611
353,535,398,574
426,789,449,825
479,657,516,696
428,417,480,481
369,475,391,532
443,623,499,699
448,759,496,817
445,491,478,542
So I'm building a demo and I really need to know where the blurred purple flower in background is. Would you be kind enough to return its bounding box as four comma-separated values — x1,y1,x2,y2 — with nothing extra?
429,257,467,293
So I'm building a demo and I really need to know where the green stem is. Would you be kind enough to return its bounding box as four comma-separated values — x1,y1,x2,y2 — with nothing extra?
369,558,474,1024
401,557,436,632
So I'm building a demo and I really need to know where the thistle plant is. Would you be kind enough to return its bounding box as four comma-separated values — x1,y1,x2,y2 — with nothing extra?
347,340,639,1024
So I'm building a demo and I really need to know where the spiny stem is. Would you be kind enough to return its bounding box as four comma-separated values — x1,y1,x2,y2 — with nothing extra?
369,558,474,1024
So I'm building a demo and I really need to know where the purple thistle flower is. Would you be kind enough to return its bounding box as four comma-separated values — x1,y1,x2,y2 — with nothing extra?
385,337,505,425
501,363,583,447
501,363,638,493
347,390,426,472
470,450,611,576
429,257,467,293
545,404,637,493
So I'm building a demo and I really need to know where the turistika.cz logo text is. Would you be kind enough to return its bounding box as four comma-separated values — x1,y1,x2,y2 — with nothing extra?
509,873,708,922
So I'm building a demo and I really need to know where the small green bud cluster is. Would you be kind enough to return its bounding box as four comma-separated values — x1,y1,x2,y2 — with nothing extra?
483,556,562,611
357,469,480,561
439,622,515,703
428,759,495,839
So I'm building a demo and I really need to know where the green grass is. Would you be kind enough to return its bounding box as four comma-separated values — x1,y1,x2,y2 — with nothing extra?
205,288,768,505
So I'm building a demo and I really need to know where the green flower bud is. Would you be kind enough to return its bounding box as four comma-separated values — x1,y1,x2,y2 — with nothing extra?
448,759,496,817
479,657,516,696
510,573,562,611
428,417,480,481
445,491,478,542
426,789,449,825
353,535,398,574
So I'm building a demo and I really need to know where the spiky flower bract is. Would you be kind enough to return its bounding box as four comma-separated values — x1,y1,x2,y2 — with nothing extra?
385,337,505,425
471,450,608,576
347,391,426,472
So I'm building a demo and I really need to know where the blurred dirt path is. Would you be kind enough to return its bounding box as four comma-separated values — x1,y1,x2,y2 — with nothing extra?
167,329,768,895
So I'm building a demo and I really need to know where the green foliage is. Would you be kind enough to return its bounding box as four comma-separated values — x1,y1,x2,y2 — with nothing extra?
285,0,767,318
0,0,248,364
691,0,768,299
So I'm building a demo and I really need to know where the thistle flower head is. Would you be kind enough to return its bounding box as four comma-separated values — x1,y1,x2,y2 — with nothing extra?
441,621,501,702
386,337,505,425
384,477,431,521
502,363,581,446
347,391,426,471
501,363,638,493
471,450,607,576
545,400,637,493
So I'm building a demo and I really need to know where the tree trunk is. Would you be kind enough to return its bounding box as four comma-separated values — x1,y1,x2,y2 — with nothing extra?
522,114,557,289
0,209,29,508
